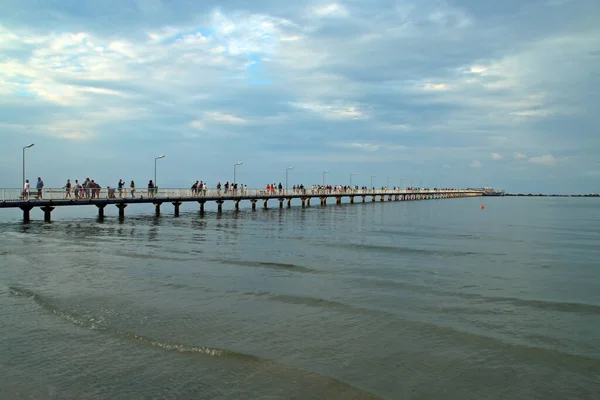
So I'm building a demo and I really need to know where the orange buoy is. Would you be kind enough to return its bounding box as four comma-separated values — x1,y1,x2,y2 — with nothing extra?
481,204,485,210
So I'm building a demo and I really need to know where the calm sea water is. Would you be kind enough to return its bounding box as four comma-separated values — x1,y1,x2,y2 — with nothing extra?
1,197,599,399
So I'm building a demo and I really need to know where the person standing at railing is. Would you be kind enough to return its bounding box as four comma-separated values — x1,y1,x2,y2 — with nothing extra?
64,179,72,199
23,179,30,200
118,179,124,198
148,180,155,197
36,177,44,199
217,182,221,195
130,180,136,198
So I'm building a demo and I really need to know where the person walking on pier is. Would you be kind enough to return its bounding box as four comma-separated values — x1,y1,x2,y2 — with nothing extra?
130,180,136,198
36,177,44,199
74,180,81,199
64,179,72,199
118,179,124,198
23,179,30,200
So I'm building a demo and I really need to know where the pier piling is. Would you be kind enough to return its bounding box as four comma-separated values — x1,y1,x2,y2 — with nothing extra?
41,206,54,222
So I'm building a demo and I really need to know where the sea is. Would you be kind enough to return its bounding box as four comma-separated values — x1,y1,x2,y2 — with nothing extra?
0,196,599,399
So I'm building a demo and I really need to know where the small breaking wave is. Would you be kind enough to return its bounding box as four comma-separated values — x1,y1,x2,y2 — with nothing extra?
213,258,323,274
8,286,259,361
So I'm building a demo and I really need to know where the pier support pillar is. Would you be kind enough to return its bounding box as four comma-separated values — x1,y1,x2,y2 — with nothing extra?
320,197,326,206
350,196,354,204
380,195,385,202
41,206,54,222
372,195,376,202
287,198,292,208
336,196,342,205
251,200,257,211
234,200,240,211
278,198,284,209
216,200,224,213
116,204,127,219
362,195,366,203
388,195,393,201
96,204,106,219
263,199,268,209
198,200,206,213
301,198,306,208
306,198,311,207
20,205,33,223
154,202,162,217
395,195,399,201
172,202,181,216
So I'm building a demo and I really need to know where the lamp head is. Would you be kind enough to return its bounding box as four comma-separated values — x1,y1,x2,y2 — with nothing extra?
157,155,165,159
25,143,35,149
236,162,243,166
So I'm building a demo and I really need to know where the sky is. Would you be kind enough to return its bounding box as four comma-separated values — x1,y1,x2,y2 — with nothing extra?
1,0,599,193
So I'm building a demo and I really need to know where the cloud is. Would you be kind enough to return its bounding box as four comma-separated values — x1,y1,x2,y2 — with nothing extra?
529,154,557,167
203,111,248,124
0,0,598,194
291,102,368,120
311,3,349,18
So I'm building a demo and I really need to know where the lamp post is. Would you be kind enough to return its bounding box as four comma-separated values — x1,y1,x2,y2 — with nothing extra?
234,162,243,184
387,176,391,189
286,166,294,192
323,170,329,186
154,155,165,188
350,172,356,187
23,143,34,189
371,175,376,190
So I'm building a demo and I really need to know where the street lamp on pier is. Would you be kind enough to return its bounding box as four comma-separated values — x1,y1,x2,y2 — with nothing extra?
371,175,376,189
234,162,243,184
323,170,329,186
350,172,356,187
286,166,294,192
154,155,165,188
387,176,392,188
22,143,34,190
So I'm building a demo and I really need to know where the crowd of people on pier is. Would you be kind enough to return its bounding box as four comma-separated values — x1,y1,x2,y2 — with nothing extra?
21,176,451,201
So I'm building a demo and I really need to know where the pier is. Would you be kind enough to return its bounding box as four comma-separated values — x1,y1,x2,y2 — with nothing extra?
0,188,484,222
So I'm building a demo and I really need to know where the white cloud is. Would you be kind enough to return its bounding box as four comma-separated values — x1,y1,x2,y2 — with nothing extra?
470,160,482,168
514,152,528,160
512,109,553,117
311,3,349,18
529,154,557,167
421,83,449,91
332,142,408,152
291,102,367,120
491,152,502,160
189,120,206,130
204,111,248,124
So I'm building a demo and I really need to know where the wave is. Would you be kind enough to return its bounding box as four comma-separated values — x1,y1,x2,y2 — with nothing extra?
356,277,600,316
7,285,382,398
7,286,258,361
323,242,478,257
113,251,196,262
213,258,323,274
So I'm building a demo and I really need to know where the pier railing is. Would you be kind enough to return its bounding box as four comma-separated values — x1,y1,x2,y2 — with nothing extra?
1,187,467,202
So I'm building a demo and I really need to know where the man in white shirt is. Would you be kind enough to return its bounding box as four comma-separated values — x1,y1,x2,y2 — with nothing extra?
23,180,30,200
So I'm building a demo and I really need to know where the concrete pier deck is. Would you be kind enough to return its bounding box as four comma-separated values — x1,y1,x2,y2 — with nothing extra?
0,188,484,222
